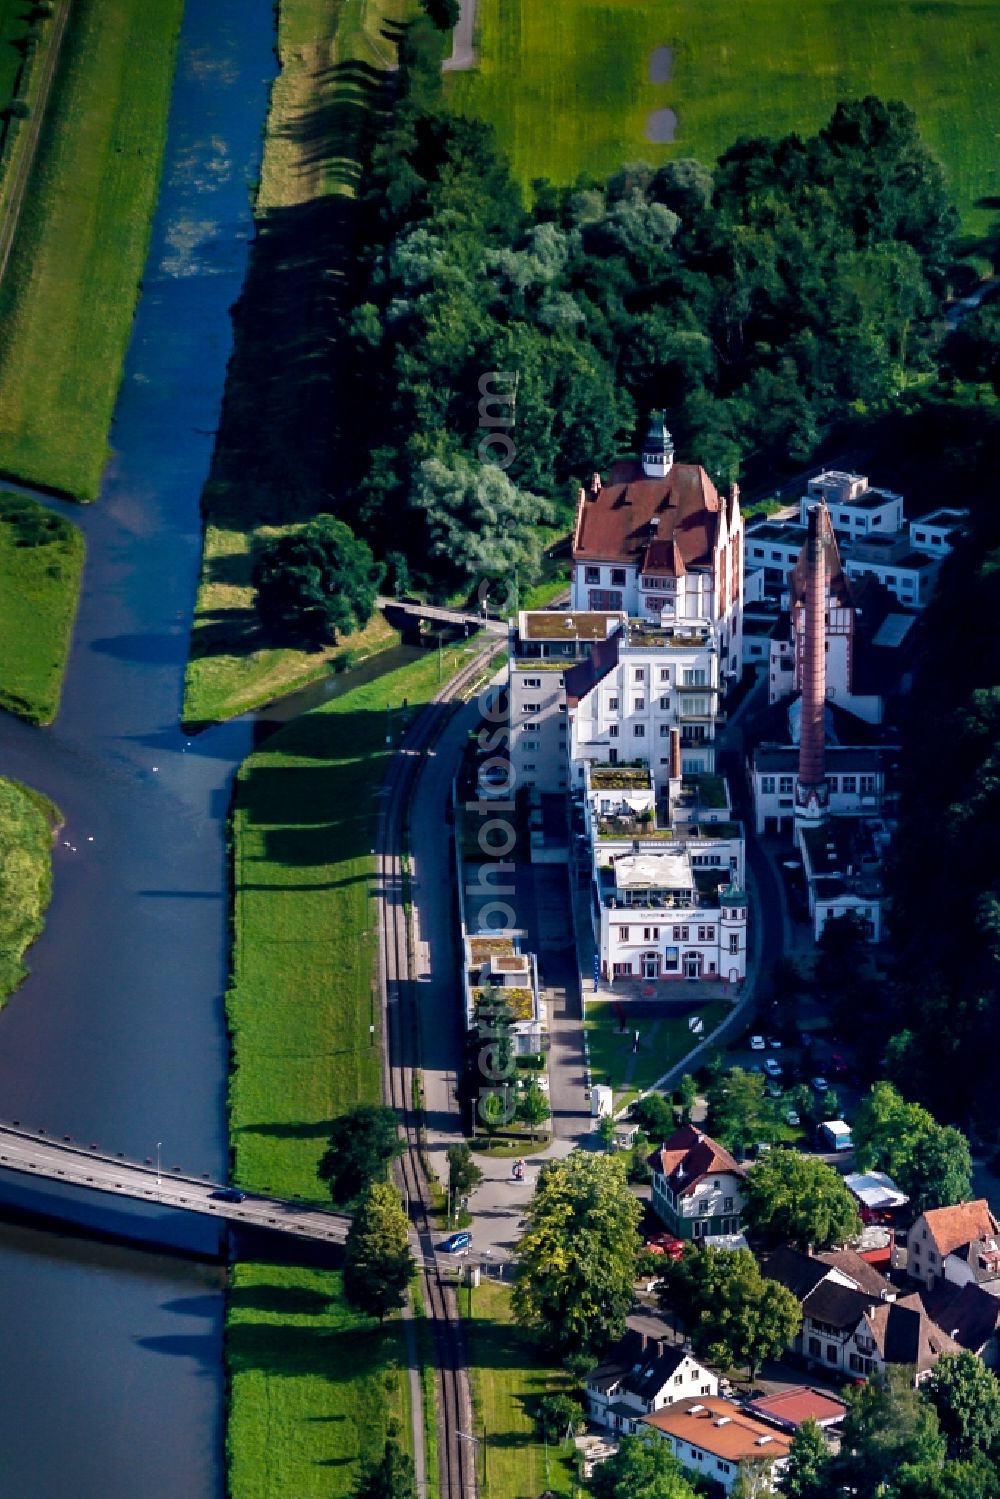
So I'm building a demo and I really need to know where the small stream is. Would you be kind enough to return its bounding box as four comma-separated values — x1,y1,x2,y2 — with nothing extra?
0,2,402,1493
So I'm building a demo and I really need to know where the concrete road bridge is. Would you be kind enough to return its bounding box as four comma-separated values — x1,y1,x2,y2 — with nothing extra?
0,1124,351,1244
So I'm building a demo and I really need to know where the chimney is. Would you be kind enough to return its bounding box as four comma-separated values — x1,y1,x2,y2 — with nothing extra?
794,502,830,827
669,727,682,782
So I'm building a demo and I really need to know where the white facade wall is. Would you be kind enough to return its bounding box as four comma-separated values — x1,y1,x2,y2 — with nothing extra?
908,510,968,556
746,528,931,609
810,891,883,944
587,1356,719,1433
571,641,720,787
655,1433,787,1495
598,894,747,985
752,766,883,834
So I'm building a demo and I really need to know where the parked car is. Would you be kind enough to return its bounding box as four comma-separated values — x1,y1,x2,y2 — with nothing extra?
785,1109,801,1127
811,1076,830,1094
764,1058,783,1079
440,1231,472,1253
209,1188,245,1203
749,1035,766,1051
646,1233,686,1261
767,1037,783,1050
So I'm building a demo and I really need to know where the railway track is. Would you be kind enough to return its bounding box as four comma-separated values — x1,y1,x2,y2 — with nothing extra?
376,644,496,1498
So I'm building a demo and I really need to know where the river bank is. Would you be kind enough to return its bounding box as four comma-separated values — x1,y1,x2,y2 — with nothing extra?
0,3,277,1493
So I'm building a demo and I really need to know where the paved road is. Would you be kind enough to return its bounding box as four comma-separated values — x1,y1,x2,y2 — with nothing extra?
442,0,478,71
0,1126,351,1244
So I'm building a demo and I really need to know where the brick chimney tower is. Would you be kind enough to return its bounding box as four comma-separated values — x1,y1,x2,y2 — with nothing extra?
794,502,830,828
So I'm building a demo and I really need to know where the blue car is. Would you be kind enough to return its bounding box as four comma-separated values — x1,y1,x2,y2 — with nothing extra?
440,1231,472,1253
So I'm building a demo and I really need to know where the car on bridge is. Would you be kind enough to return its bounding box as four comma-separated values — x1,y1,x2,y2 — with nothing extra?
209,1187,246,1203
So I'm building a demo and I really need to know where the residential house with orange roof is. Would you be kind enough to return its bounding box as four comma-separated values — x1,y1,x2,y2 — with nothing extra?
907,1200,1000,1290
643,1395,791,1494
647,1125,746,1240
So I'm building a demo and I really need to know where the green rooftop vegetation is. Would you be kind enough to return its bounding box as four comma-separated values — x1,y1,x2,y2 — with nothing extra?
685,773,728,809
473,986,534,1023
590,764,651,790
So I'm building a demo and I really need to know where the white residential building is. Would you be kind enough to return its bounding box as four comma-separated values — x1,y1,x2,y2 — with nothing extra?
745,468,964,611
585,1330,718,1435
571,416,743,681
643,1398,792,1494
750,745,887,835
647,1125,747,1240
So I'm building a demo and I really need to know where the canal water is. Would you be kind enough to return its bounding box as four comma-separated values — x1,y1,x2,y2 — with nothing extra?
0,1,322,1493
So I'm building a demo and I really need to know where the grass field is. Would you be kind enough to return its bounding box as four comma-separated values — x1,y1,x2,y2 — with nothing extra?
0,492,84,724
0,0,35,111
449,0,1000,237
0,775,60,1004
586,999,729,1110
226,1262,412,1499
465,1281,577,1499
186,0,417,725
182,513,401,727
226,639,476,1498
0,0,183,499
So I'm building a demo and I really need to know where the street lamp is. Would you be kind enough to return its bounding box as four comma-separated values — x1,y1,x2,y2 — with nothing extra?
156,1141,162,1187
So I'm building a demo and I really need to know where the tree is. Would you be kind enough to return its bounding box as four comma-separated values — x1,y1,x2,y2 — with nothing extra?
512,1151,642,1357
925,1352,1000,1462
779,1418,834,1499
318,1105,405,1206
413,455,554,590
597,1113,617,1151
352,1438,418,1499
658,1246,801,1381
852,1082,972,1213
253,514,383,645
343,1181,413,1323
835,1367,946,1498
420,0,459,29
676,1074,698,1125
533,1391,585,1443
744,1149,861,1251
587,1431,699,1499
517,1081,551,1132
706,1067,773,1155
630,1091,675,1139
447,1143,484,1205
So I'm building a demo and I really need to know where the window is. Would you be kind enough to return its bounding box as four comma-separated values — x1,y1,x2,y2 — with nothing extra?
673,1372,683,1386
682,669,706,686
659,724,670,737
928,1250,937,1265
634,724,646,737
809,1336,821,1358
724,1196,733,1211
611,568,627,587
522,739,538,750
761,776,775,794
659,667,670,683
634,698,645,712
524,764,535,771
524,702,540,713
609,725,619,738
673,926,690,941
609,748,618,764
697,925,715,941
729,934,739,954
524,721,539,730
717,1460,732,1474
618,927,630,941
585,566,600,584
779,776,794,794
771,550,783,561
643,928,659,941
523,677,541,688
634,668,646,682
751,545,765,558
860,774,876,794
608,696,619,711
826,1345,837,1363
828,776,839,792
842,776,857,793
659,695,670,710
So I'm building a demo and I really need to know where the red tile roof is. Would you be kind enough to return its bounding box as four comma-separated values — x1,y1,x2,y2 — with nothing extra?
647,1124,745,1197
746,1387,848,1431
573,464,721,571
920,1201,1000,1258
644,1396,792,1463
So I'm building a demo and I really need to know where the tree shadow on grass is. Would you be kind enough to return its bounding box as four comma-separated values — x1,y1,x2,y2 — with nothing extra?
227,1322,406,1382
228,1281,332,1317
236,1118,336,1139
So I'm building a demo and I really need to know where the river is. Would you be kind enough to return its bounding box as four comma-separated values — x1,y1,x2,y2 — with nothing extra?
0,3,276,1494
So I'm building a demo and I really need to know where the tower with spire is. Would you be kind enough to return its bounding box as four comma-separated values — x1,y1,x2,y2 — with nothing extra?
641,411,674,479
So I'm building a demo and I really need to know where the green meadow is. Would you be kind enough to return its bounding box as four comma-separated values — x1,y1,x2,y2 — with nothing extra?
0,775,60,1004
449,0,1000,236
0,492,84,724
226,640,475,1498
0,0,183,498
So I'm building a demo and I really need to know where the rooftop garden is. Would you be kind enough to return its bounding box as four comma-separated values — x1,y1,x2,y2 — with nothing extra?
590,763,650,789
467,937,515,961
684,773,729,809
472,985,535,1023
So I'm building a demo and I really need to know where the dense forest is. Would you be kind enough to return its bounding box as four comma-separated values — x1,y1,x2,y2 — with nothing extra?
330,17,959,594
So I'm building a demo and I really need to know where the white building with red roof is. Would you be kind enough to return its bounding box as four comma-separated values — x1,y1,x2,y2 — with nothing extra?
571,415,743,684
647,1124,747,1239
